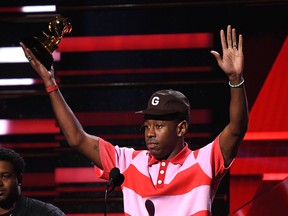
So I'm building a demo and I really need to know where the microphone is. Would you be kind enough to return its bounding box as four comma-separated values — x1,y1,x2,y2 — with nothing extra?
104,167,124,216
107,167,124,190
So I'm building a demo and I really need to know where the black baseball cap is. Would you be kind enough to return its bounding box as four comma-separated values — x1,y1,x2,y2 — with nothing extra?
136,89,190,122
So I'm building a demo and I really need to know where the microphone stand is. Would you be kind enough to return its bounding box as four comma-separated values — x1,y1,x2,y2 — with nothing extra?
104,184,115,216
104,167,124,216
104,186,108,216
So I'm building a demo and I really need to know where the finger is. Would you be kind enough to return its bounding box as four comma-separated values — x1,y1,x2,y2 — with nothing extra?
238,34,243,51
19,42,29,57
210,50,222,64
19,42,34,62
24,46,33,57
226,25,232,48
220,29,227,50
24,47,37,63
232,28,238,48
19,42,26,49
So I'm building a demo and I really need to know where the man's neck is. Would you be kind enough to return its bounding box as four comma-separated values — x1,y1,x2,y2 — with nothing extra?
0,201,16,215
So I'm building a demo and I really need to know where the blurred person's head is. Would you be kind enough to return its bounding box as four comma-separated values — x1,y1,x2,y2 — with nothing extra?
0,148,25,210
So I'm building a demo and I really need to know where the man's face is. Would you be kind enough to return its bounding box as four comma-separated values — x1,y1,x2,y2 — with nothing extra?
0,161,20,205
143,119,181,160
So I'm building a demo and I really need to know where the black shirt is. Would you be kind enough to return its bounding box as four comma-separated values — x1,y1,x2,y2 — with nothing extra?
11,195,65,216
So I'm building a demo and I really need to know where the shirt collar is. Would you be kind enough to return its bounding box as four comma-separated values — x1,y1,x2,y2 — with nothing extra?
148,143,191,166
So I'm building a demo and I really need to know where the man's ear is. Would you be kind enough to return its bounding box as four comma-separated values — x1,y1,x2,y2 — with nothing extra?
177,120,189,137
18,173,23,185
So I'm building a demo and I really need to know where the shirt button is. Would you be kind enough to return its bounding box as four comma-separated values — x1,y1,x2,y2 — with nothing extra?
160,170,164,174
161,161,166,166
158,180,162,184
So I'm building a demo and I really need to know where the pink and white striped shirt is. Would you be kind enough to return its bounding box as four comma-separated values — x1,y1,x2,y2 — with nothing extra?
95,135,229,216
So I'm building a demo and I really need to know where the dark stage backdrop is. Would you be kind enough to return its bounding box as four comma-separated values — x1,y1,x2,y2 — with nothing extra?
1,1,288,215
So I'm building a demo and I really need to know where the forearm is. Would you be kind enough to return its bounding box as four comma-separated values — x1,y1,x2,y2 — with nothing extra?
228,76,249,138
19,42,101,165
42,77,102,168
48,89,86,147
219,77,249,165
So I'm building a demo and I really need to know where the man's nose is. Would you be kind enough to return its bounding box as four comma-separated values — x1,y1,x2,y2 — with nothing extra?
147,126,156,138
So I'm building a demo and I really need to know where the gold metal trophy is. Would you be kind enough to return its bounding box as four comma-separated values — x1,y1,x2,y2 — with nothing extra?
21,16,72,70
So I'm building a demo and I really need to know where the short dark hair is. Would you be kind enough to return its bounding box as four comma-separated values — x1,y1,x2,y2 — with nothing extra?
0,148,25,176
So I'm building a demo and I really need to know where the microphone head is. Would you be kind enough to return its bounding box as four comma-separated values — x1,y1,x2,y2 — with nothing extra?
109,167,125,186
114,173,125,186
109,167,120,179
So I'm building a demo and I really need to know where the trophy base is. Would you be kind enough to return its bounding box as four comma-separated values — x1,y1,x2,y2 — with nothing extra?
21,37,54,71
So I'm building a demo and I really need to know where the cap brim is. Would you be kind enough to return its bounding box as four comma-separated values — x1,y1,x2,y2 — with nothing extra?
135,109,177,115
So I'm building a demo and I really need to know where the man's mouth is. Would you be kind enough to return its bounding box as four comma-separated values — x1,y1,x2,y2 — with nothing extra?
0,190,5,196
146,142,158,149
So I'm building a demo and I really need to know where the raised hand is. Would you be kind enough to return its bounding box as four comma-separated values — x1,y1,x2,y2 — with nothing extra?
19,42,55,83
210,25,244,80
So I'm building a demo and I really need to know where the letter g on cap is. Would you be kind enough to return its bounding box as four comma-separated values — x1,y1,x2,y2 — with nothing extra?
151,96,160,105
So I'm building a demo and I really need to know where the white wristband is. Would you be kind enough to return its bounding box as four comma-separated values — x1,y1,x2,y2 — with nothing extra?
228,77,244,88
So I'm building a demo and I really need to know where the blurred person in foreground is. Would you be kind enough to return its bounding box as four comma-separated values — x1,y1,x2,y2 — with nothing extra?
0,148,65,216
20,25,248,215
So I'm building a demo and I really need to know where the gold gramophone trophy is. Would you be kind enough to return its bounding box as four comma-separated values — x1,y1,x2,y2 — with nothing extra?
21,16,72,70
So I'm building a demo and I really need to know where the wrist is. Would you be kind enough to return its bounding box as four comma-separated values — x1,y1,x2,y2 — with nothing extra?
46,84,59,93
228,76,244,88
44,67,59,93
45,82,59,94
